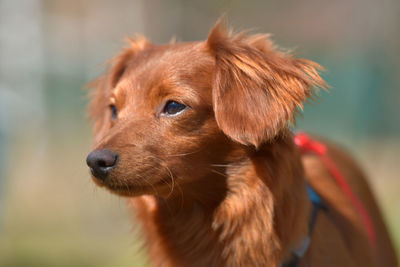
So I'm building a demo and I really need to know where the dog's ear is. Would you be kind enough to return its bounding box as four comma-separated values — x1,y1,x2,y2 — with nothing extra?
88,36,150,141
207,22,326,147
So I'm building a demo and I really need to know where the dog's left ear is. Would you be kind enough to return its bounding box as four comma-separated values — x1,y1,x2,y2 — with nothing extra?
207,22,326,147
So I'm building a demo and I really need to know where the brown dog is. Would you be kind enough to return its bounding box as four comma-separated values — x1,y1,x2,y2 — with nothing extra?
86,22,398,266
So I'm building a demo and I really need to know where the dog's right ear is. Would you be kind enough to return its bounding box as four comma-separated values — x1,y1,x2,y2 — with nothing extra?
88,36,150,142
207,22,325,148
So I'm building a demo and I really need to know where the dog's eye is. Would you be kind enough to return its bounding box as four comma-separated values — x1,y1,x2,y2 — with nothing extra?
162,101,187,116
110,104,118,120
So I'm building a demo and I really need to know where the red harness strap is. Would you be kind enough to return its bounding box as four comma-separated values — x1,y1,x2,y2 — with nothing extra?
294,132,376,247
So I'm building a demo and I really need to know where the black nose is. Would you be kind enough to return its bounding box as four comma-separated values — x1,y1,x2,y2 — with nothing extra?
86,149,118,181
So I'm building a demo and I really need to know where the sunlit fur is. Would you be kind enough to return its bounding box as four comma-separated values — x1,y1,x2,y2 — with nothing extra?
207,22,325,147
87,21,398,267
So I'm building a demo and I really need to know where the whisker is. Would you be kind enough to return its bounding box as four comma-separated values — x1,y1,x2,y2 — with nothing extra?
147,155,176,198
137,172,159,195
164,164,175,198
209,168,228,178
164,149,203,158
210,163,232,168
176,183,185,210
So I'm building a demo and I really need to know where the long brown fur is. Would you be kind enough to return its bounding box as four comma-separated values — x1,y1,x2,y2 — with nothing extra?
87,21,398,266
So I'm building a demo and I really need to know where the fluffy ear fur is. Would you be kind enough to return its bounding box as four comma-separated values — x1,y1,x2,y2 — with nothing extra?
88,36,150,141
207,22,326,147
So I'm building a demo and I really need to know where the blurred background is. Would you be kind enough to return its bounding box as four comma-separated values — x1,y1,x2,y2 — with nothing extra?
0,0,399,266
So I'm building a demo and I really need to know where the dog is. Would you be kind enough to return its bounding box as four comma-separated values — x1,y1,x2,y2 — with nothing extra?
86,21,398,266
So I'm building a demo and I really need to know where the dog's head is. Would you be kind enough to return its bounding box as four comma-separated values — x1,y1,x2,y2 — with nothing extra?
86,22,325,197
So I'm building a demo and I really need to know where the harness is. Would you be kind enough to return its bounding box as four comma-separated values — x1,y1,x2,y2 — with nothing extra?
281,133,376,267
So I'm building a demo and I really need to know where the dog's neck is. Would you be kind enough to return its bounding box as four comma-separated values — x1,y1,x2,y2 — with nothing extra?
132,134,310,267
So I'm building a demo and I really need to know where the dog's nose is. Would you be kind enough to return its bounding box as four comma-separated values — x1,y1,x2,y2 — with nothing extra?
86,149,118,181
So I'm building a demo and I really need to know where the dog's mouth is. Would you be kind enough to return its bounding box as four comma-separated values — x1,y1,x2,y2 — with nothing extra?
107,183,157,196
94,178,174,197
